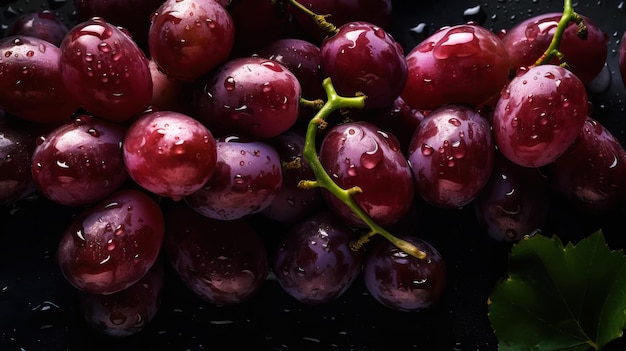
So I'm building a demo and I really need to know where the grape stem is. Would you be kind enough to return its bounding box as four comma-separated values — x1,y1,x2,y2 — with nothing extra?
298,78,428,261
287,0,338,35
534,0,587,66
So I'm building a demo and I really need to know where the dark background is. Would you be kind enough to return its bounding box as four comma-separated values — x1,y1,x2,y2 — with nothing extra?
2,0,626,350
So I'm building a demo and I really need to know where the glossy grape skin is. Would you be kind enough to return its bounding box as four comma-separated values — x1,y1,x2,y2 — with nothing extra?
59,17,153,123
184,136,282,220
57,189,165,295
194,57,301,140
79,259,164,338
273,211,363,304
362,236,446,312
164,201,268,305
320,21,407,109
148,0,235,82
0,118,37,205
547,117,626,215
261,130,323,224
492,64,588,168
401,24,510,111
289,0,392,43
407,105,494,209
502,12,608,84
4,10,69,47
319,121,414,227
473,151,550,242
254,38,324,100
31,115,128,207
122,111,218,201
76,0,164,51
0,36,78,124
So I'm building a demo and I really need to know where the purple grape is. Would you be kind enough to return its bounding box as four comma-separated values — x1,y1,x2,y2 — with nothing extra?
79,259,164,337
194,56,302,140
254,38,325,100
362,236,446,312
122,110,218,201
57,189,164,295
184,136,283,220
401,23,511,111
502,12,608,84
164,201,268,305
31,115,128,207
0,117,37,205
492,64,588,168
0,36,79,124
407,104,494,209
148,0,235,82
273,211,364,304
320,21,407,109
473,151,550,242
59,17,153,123
4,10,69,47
261,129,323,224
319,121,414,227
547,117,626,215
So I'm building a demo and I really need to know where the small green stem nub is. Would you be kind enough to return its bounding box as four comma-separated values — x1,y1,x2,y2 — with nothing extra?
287,0,338,35
299,78,428,261
534,0,586,67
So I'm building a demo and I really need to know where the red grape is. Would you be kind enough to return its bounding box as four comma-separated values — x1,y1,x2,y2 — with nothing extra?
4,10,69,47
407,105,494,209
148,0,235,82
0,117,37,205
122,110,218,201
57,189,164,295
59,17,153,123
319,121,414,227
401,23,510,111
273,211,363,304
492,64,588,168
184,136,283,220
31,115,129,207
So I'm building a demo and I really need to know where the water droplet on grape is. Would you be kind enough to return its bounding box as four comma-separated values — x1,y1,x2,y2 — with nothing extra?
110,312,127,325
224,76,235,91
448,118,461,126
106,240,116,251
433,26,480,60
360,141,382,169
421,143,434,156
373,27,386,39
347,165,357,176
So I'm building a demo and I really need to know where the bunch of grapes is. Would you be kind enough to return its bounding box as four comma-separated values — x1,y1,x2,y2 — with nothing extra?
1,0,625,347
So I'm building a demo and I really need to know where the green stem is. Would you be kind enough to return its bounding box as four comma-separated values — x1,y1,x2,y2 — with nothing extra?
299,78,428,261
534,0,586,66
287,0,338,35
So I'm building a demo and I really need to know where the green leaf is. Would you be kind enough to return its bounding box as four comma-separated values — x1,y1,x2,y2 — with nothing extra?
488,231,626,351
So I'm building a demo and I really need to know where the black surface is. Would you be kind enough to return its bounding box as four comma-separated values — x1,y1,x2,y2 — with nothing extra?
2,0,626,350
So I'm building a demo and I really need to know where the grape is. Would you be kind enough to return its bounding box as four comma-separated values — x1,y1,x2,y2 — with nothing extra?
320,21,407,109
473,151,550,242
31,114,129,207
273,211,363,304
289,0,392,43
59,17,153,123
148,0,235,82
184,135,282,220
0,36,79,124
148,58,191,114
261,129,323,224
75,0,164,52
193,56,301,140
401,23,511,111
492,64,588,168
0,117,37,205
547,117,626,215
619,31,626,88
122,110,218,201
254,38,325,100
79,259,164,337
57,189,164,295
319,121,414,227
407,104,494,209
501,12,608,84
164,201,268,305
362,235,446,312
4,10,69,47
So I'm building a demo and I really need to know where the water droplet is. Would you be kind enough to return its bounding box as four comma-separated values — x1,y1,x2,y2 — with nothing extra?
448,118,461,127
224,76,235,91
373,26,386,38
347,165,357,176
26,50,34,57
56,160,69,169
421,143,434,156
110,312,127,325
114,224,125,236
106,240,116,251
360,141,382,169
